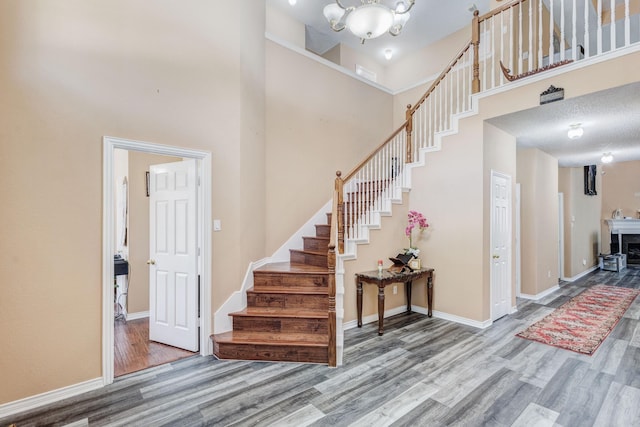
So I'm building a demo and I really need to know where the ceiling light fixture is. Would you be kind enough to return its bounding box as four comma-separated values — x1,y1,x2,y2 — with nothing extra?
601,152,613,163
323,0,415,44
288,0,297,5
567,123,584,139
384,48,393,60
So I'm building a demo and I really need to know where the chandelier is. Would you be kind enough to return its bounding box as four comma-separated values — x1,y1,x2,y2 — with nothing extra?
323,0,415,44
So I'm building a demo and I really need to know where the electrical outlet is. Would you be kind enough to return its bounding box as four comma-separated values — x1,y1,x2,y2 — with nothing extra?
393,285,397,295
547,270,551,278
582,259,587,266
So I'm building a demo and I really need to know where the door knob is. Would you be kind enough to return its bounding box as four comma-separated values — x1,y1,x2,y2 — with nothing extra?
147,259,156,265
492,254,500,259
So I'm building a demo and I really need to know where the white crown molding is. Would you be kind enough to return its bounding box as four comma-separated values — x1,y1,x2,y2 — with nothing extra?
266,32,394,95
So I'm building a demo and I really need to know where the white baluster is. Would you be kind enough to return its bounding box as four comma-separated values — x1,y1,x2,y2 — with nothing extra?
447,77,451,129
549,0,555,63
367,161,371,227
625,0,630,46
528,0,533,71
500,11,505,86
584,0,590,58
482,20,487,91
560,0,565,61
462,52,467,113
518,2,523,75
423,99,427,149
428,93,433,148
456,61,460,115
420,103,424,150
491,17,496,89
539,0,544,66
597,0,602,55
610,0,616,50
572,0,577,61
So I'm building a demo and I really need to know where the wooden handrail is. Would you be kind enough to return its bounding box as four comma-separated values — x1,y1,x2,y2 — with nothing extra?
478,0,527,23
341,124,407,182
409,41,473,115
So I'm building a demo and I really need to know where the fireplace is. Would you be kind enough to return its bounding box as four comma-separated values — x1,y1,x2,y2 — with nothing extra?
626,242,640,265
610,233,640,265
606,219,640,266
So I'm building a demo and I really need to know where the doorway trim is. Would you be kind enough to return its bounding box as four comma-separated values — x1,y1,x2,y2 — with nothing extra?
489,170,512,321
558,192,565,280
515,183,521,297
102,136,212,385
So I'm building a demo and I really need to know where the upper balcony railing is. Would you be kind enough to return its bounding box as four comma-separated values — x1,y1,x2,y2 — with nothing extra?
474,0,640,91
331,0,640,255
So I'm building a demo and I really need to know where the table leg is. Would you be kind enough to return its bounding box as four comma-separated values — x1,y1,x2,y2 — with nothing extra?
406,280,412,313
427,274,433,317
377,284,385,335
357,280,363,327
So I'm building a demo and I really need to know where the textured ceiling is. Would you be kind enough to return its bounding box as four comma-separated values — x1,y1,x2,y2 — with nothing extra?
486,82,640,167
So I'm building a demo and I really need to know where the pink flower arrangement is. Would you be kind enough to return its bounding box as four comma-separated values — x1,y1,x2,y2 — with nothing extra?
405,210,429,255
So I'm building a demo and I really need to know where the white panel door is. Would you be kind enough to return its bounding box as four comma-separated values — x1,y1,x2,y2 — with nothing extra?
149,159,199,351
491,171,512,321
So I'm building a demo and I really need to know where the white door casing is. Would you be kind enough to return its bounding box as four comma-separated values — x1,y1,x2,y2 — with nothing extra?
103,136,211,386
149,159,199,352
490,171,512,320
558,192,564,280
515,184,521,297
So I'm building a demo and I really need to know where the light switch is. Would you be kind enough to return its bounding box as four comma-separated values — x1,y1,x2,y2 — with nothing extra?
213,219,221,231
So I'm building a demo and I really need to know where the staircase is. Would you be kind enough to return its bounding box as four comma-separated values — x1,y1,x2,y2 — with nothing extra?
213,0,640,366
212,214,333,364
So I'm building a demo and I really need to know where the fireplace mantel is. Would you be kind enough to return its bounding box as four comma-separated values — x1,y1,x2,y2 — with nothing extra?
605,219,640,234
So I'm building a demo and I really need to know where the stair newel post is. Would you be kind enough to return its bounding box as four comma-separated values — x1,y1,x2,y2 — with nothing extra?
328,179,339,367
405,104,413,164
335,171,345,255
472,9,481,93
327,241,337,367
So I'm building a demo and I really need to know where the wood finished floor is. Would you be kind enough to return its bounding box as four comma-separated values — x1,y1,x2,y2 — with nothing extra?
4,266,640,426
114,318,196,377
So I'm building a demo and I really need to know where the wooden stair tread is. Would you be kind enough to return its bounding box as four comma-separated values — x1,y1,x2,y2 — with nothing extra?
254,262,328,274
230,307,328,318
247,286,328,295
290,249,327,256
213,331,328,346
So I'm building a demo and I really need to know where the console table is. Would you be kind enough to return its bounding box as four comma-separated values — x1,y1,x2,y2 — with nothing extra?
355,267,434,335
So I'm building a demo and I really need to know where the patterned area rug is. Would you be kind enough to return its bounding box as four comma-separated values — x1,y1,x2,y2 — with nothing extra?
516,285,640,355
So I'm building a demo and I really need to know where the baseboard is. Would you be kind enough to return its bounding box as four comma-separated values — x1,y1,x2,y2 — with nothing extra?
423,307,492,329
561,265,599,282
343,306,409,330
342,306,492,330
520,284,561,301
0,378,103,419
126,311,149,320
